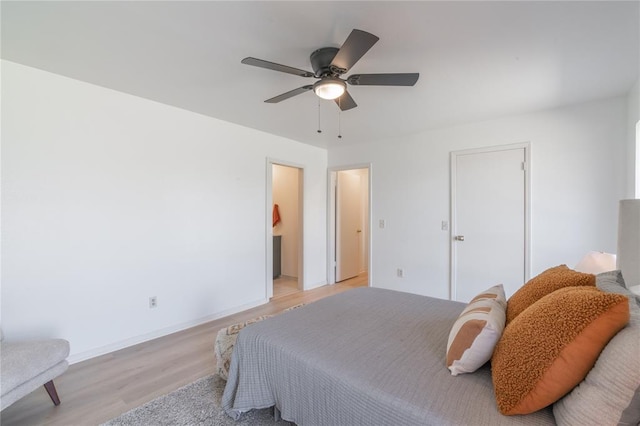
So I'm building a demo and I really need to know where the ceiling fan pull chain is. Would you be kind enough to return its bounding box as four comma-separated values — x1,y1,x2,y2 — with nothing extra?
338,100,343,139
317,99,322,133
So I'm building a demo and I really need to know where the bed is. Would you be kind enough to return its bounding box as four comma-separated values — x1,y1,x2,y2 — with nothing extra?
221,271,640,425
222,200,640,425
221,287,556,425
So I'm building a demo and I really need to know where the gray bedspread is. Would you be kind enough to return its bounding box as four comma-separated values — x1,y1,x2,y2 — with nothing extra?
222,287,555,425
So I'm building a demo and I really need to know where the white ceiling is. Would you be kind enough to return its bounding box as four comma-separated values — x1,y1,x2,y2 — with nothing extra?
2,1,638,149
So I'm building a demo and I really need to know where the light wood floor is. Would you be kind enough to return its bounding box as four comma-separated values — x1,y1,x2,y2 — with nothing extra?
273,275,300,298
1,273,368,426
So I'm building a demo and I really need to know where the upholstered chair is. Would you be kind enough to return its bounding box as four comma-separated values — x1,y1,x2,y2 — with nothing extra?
0,331,70,411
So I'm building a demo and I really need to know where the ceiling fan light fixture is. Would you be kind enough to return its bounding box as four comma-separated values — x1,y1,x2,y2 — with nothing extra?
313,78,346,100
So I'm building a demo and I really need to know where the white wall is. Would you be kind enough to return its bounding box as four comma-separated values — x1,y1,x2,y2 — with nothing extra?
272,164,299,277
627,78,639,197
329,97,628,300
1,61,327,361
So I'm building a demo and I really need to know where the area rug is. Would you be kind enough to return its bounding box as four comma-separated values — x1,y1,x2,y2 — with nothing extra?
102,374,290,425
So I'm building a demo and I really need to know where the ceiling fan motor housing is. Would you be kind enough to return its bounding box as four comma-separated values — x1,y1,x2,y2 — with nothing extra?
310,47,341,77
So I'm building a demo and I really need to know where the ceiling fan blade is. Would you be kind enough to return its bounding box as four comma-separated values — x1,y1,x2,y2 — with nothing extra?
265,85,314,103
330,29,379,73
242,57,314,78
334,91,357,111
347,73,419,86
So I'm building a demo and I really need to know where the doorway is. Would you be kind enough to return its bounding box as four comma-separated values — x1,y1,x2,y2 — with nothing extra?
328,166,371,285
268,162,303,299
450,143,530,302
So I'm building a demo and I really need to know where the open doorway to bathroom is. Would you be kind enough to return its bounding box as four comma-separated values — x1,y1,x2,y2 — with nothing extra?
270,163,303,299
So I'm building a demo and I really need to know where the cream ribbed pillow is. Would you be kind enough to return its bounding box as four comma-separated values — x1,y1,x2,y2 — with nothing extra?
446,284,506,376
553,271,640,425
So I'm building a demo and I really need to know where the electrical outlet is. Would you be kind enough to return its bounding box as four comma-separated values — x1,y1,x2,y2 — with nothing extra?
397,268,404,278
149,296,158,309
379,219,386,229
441,220,449,231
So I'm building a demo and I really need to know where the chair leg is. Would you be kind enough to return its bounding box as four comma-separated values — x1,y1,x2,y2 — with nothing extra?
43,380,61,406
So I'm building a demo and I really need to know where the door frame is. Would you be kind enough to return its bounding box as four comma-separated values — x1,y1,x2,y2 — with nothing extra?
327,164,372,286
266,158,304,299
449,142,531,300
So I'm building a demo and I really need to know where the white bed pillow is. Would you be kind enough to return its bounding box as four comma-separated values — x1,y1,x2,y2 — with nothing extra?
573,251,616,274
446,284,506,376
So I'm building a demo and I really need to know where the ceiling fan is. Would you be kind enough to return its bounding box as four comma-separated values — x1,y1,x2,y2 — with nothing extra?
241,29,419,111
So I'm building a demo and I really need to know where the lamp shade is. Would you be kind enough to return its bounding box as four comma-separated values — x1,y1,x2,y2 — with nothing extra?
574,251,617,274
617,199,640,289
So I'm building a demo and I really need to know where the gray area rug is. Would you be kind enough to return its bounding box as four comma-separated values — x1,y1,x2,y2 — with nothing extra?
102,374,290,425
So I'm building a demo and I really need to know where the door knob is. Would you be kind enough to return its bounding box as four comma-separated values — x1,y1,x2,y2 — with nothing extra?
357,229,362,233
454,235,465,241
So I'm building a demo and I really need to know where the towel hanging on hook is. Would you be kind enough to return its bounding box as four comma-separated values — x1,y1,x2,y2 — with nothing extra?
273,204,281,227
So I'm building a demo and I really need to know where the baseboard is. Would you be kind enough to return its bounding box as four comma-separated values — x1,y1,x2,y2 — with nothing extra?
67,297,269,364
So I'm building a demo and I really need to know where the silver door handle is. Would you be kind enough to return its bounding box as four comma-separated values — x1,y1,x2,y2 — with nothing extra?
454,235,465,241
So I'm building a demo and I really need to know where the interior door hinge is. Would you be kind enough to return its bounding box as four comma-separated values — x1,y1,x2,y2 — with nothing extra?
521,161,527,171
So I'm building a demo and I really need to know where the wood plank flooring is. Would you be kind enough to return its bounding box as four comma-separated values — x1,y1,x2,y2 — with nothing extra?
273,275,300,298
0,274,368,426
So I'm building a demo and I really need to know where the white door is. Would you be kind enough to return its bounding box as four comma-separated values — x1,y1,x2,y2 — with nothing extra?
451,145,528,302
336,171,361,282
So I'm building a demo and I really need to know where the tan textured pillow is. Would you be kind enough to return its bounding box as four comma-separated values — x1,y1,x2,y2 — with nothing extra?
446,284,507,375
492,286,629,415
506,265,595,324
